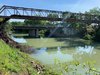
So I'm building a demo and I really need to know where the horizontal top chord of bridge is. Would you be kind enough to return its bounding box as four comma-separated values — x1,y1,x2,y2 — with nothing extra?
3,5,63,13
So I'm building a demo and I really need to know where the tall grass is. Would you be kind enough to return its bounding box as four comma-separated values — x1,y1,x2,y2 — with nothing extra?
0,39,38,75
45,59,100,75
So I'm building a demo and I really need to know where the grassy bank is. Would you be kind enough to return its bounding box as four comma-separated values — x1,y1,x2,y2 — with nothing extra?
0,39,39,75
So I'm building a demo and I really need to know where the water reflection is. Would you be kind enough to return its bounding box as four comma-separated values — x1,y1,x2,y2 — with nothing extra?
76,46,96,55
31,45,99,65
31,47,73,64
11,36,27,43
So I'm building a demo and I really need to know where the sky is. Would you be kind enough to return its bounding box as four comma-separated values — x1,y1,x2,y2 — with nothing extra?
0,0,100,13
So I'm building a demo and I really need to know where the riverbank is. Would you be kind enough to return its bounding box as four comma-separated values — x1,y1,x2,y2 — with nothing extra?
0,39,39,75
0,39,57,75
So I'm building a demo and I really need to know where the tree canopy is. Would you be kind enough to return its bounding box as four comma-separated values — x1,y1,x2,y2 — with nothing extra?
85,7,100,15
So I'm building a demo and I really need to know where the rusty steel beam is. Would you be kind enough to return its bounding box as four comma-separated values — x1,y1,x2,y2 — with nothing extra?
10,15,62,21
13,26,72,30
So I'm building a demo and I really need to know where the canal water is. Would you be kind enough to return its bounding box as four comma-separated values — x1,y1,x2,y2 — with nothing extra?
29,38,100,69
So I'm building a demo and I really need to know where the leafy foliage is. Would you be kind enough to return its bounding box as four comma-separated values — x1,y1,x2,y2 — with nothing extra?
83,34,92,40
39,30,47,38
85,7,100,15
47,14,59,18
10,21,24,26
24,19,49,26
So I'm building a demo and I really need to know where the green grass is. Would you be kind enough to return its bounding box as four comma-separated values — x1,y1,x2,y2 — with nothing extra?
0,39,38,75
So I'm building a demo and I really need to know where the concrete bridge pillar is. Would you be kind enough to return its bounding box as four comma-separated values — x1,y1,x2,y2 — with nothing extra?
29,29,39,37
35,29,39,38
29,30,36,37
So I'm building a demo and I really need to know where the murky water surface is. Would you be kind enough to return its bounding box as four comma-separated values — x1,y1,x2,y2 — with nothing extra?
28,38,100,68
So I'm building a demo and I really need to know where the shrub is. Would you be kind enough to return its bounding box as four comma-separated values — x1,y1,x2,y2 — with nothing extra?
83,34,93,40
39,30,47,38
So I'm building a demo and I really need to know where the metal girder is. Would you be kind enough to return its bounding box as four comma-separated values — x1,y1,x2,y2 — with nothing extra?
0,5,63,18
0,5,100,23
13,26,72,30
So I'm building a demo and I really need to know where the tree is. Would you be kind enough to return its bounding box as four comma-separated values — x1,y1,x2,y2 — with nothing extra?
84,7,100,40
24,19,41,25
24,19,49,26
0,18,4,22
10,21,24,26
47,14,59,18
85,7,100,15
47,14,59,25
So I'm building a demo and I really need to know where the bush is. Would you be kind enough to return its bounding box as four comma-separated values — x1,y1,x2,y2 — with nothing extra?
39,30,47,38
0,39,38,75
83,34,93,40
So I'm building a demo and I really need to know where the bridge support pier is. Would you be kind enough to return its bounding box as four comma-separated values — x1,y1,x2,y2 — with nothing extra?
29,29,39,37
35,29,39,37
29,30,35,37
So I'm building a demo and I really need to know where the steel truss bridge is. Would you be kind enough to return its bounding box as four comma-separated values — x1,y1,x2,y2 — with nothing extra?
0,5,100,25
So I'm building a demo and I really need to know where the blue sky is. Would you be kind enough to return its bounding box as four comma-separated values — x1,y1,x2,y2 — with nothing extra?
0,0,100,12
1,0,100,22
